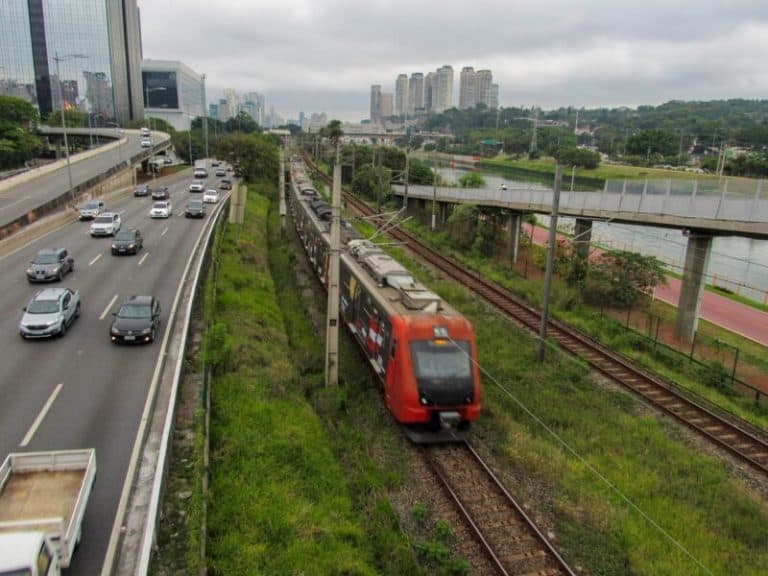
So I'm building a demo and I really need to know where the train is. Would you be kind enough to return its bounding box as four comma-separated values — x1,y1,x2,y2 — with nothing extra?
288,157,482,442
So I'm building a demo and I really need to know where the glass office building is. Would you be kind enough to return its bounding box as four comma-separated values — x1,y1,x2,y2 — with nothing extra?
0,0,143,123
142,60,205,131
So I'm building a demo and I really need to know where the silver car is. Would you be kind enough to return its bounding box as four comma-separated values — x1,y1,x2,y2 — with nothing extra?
19,287,80,338
90,212,121,236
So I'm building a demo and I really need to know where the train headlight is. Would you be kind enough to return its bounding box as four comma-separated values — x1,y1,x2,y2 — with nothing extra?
433,326,449,339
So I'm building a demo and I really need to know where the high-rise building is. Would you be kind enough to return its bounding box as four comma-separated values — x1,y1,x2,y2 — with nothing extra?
222,88,239,122
408,72,424,116
395,73,408,117
475,69,493,108
241,91,265,125
0,0,143,123
459,66,476,110
490,83,499,110
370,84,382,123
434,65,453,113
424,72,436,113
141,60,205,131
380,93,393,119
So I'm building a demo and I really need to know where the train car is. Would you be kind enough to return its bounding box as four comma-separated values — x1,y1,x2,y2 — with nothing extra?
289,160,481,442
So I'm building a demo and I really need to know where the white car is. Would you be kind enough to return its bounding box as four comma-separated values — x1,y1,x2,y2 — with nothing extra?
150,201,172,218
19,287,80,339
189,180,204,192
90,212,121,236
203,189,219,204
141,139,152,148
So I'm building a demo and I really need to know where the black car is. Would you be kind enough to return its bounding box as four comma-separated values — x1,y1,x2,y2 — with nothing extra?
134,185,150,197
151,186,170,200
185,199,206,218
111,229,144,255
110,295,161,344
26,248,74,282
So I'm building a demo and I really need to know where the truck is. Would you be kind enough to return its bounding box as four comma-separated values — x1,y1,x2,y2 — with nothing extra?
0,449,97,575
193,159,208,179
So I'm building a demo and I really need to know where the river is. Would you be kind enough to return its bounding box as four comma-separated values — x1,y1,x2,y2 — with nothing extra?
437,165,768,304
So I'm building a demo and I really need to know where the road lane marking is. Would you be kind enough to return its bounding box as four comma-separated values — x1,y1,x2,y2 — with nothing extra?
138,252,149,266
100,293,119,320
20,383,63,447
161,227,169,236
89,253,102,266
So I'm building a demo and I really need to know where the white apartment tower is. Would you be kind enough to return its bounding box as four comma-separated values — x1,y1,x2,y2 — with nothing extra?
370,84,382,123
395,74,408,117
490,83,499,109
459,66,476,110
408,73,424,115
475,69,493,108
434,65,454,113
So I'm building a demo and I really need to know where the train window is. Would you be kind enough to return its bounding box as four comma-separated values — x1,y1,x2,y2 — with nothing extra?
410,340,472,380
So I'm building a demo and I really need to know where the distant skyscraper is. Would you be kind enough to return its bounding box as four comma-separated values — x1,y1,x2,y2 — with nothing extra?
370,84,382,123
408,72,424,115
490,83,499,109
459,66,476,110
222,88,239,121
380,92,393,119
241,91,265,125
475,69,493,108
0,0,144,123
395,73,408,117
434,65,453,113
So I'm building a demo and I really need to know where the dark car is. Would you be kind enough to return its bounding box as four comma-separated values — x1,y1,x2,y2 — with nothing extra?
111,229,144,255
26,248,74,282
110,295,161,344
220,178,232,190
185,199,206,218
134,185,150,197
151,186,170,200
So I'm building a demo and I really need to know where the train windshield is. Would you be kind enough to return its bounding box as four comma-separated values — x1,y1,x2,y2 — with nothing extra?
410,340,472,380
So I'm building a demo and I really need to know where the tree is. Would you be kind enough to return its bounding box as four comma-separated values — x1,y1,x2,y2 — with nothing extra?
586,251,667,307
555,146,601,169
458,172,486,188
213,132,278,182
0,95,42,169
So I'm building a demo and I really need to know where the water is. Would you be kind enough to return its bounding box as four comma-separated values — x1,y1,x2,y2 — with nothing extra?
437,166,768,304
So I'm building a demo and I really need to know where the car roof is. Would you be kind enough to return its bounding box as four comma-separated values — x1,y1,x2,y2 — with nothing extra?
33,287,69,300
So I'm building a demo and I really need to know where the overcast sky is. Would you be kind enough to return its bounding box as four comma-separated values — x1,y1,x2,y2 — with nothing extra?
138,0,768,123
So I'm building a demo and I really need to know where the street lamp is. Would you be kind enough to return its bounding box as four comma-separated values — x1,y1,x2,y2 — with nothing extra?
144,85,166,130
106,122,123,167
53,51,88,207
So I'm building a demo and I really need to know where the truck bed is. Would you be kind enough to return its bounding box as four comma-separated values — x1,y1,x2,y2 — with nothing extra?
0,470,83,531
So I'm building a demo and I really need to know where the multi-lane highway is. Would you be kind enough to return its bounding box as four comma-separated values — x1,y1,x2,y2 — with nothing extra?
0,167,220,574
0,128,171,229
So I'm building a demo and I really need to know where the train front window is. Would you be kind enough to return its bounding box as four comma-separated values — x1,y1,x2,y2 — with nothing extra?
410,340,472,380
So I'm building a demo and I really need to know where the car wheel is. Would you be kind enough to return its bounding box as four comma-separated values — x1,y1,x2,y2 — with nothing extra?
75,303,81,319
19,332,26,340
59,320,67,337
58,270,63,281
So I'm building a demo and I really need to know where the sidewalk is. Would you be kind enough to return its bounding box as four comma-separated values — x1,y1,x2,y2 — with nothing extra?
526,224,768,348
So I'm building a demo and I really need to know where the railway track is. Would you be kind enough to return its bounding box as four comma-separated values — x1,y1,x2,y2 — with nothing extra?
426,442,575,575
305,156,768,476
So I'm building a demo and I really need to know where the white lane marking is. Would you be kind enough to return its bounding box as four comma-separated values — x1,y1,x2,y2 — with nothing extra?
138,252,149,266
20,383,63,447
89,253,102,266
100,293,119,320
161,227,169,236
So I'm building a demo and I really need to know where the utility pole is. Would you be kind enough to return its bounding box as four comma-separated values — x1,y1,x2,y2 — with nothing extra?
431,154,438,231
325,146,342,386
539,164,563,362
403,146,410,209
376,145,383,217
529,108,538,157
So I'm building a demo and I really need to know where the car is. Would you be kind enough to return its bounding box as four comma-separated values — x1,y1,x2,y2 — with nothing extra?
203,189,219,204
111,229,144,255
211,161,220,167
150,200,172,218
215,168,226,177
164,156,173,164
26,248,74,282
79,200,105,220
19,287,80,339
189,181,204,192
219,179,232,190
151,186,170,200
140,138,152,148
140,127,150,137
134,185,150,197
90,212,121,236
185,199,206,218
110,295,161,344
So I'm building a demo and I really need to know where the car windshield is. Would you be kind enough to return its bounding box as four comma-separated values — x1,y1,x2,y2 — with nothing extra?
27,299,59,314
32,252,60,264
117,304,151,319
188,201,203,208
115,231,134,240
153,202,167,209
82,202,100,209
94,215,112,223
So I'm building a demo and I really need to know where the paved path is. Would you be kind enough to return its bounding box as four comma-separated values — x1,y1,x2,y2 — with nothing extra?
526,224,768,347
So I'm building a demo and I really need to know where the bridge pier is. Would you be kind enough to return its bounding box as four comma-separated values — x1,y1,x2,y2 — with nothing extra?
674,232,713,343
506,211,522,263
574,218,593,259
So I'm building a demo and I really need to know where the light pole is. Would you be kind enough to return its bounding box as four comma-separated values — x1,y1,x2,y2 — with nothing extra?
107,122,123,167
53,52,88,207
144,85,166,130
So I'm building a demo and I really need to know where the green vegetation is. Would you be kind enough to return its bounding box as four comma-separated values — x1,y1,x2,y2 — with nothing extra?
0,95,42,169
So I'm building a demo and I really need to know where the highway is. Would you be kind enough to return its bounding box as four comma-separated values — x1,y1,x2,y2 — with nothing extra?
0,128,171,229
0,168,218,574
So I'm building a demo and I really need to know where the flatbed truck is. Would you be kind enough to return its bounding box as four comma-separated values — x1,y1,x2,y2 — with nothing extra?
0,449,96,575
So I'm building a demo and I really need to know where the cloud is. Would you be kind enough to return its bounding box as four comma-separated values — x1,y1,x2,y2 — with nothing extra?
138,0,768,121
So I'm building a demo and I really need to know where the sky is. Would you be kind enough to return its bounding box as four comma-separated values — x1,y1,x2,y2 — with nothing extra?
138,0,768,123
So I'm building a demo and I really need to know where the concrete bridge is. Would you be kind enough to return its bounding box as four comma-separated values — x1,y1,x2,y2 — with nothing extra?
392,177,768,342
